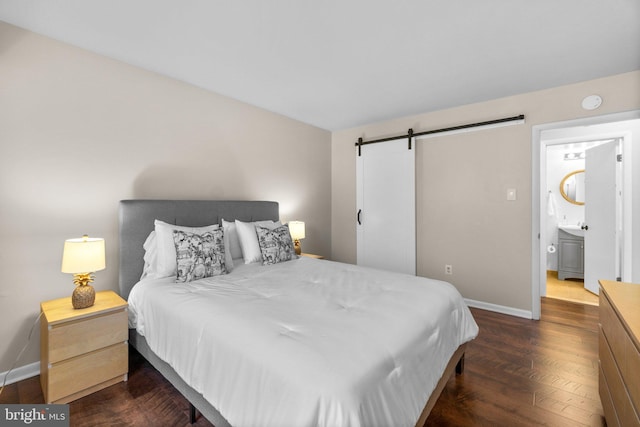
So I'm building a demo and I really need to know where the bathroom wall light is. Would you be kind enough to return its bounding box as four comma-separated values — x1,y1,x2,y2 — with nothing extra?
564,152,585,161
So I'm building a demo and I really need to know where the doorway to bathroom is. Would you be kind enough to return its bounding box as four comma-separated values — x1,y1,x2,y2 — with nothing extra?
531,111,640,319
544,138,620,306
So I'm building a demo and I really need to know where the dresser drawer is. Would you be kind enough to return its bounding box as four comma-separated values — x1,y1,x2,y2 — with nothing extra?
625,332,640,420
48,308,128,363
625,395,640,427
600,326,640,427
600,327,627,417
599,364,621,427
631,405,640,427
47,342,128,403
600,294,626,363
599,281,640,427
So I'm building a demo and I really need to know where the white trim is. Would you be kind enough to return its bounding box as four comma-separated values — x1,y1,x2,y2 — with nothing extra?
531,110,640,320
1,361,40,386
464,298,532,319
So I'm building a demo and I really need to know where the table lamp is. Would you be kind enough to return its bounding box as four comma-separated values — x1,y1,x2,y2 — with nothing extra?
61,235,106,309
288,221,305,255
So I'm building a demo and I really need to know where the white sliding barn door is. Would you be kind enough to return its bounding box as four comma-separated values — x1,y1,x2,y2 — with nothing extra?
356,138,416,275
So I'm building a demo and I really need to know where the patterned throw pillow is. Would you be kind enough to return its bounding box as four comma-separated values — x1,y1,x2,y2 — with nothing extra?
173,229,226,282
256,224,297,265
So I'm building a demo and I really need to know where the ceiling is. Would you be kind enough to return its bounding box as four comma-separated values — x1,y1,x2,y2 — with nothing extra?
1,1,639,131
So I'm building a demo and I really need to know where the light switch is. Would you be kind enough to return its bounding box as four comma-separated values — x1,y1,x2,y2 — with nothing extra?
507,188,517,201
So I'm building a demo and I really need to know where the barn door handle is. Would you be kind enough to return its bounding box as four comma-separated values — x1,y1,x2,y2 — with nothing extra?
357,209,362,225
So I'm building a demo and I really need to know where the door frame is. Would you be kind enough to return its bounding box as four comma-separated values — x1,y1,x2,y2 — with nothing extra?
531,110,639,319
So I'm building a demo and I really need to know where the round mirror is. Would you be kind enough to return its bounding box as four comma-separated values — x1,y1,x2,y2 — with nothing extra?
560,169,585,205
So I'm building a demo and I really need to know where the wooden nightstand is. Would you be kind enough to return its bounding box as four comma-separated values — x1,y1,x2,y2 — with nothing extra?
40,290,128,404
301,253,324,259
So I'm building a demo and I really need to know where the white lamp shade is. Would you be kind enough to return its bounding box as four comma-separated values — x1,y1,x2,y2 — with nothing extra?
61,236,106,273
288,221,306,240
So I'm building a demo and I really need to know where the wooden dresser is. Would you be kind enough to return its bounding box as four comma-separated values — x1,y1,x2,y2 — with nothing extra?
599,280,640,427
40,290,128,404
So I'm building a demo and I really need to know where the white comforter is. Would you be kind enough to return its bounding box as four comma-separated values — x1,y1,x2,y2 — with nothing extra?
128,257,478,427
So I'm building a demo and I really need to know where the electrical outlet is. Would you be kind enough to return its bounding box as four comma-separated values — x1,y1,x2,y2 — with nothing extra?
445,264,453,275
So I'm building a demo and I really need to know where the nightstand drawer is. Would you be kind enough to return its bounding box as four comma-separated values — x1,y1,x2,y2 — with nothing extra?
48,342,128,403
48,308,128,363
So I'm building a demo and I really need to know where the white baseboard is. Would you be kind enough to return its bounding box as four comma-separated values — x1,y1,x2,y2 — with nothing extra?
465,298,533,319
0,361,40,386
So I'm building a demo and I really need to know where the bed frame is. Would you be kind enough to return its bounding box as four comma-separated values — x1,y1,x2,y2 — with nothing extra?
118,199,465,427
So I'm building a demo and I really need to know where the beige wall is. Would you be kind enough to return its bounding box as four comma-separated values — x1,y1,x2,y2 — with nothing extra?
2,17,638,379
332,70,640,313
0,22,331,374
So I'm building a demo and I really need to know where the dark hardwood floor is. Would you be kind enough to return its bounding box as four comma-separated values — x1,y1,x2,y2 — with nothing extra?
1,298,603,427
426,298,603,427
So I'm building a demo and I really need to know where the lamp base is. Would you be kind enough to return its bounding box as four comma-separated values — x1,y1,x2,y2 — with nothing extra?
294,240,301,255
72,284,95,309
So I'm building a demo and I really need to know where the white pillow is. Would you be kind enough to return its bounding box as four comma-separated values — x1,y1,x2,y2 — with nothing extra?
235,219,281,264
154,219,220,278
222,219,244,271
140,231,157,280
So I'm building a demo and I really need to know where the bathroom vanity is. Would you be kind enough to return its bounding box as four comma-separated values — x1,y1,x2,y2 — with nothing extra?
558,227,584,280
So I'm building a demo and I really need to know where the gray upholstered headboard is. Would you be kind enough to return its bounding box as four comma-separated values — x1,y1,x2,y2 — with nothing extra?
118,200,279,300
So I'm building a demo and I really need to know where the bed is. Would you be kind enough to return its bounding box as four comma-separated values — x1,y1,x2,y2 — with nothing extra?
119,200,478,427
